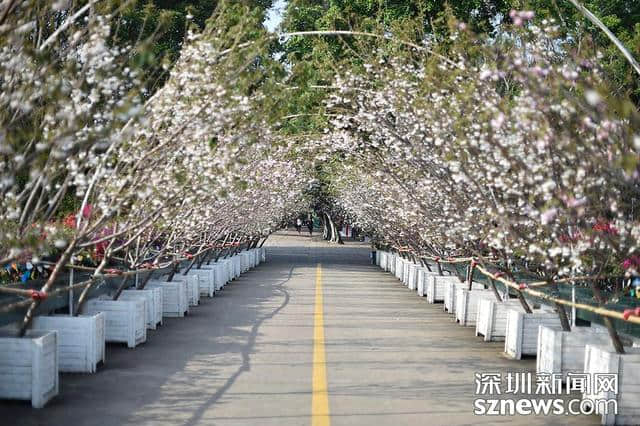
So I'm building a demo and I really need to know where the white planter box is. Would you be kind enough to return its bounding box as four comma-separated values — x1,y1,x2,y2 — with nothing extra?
379,251,389,270
0,330,58,408
475,298,524,342
232,256,241,279
198,263,226,291
504,309,562,359
188,268,215,297
425,275,458,303
120,288,163,329
402,261,410,285
31,313,105,373
215,262,229,289
455,288,494,326
388,254,396,274
174,275,200,306
583,344,640,425
251,248,259,267
537,325,611,380
416,268,436,297
260,247,266,263
82,299,146,349
394,257,403,280
145,280,189,317
443,279,483,314
407,264,419,290
220,259,233,284
247,249,255,268
205,263,227,291
241,252,251,273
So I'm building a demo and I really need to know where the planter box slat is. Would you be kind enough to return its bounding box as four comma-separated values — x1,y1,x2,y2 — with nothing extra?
0,330,59,408
82,299,146,349
31,313,105,373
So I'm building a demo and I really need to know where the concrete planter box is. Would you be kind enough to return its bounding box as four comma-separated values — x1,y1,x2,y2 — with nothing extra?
443,280,482,314
174,275,200,306
31,313,105,373
455,288,494,327
388,254,396,274
583,344,640,425
82,299,146,349
146,280,189,317
188,268,215,297
475,298,524,342
119,288,163,329
260,247,266,263
0,330,58,408
504,309,562,359
425,275,457,303
536,325,610,380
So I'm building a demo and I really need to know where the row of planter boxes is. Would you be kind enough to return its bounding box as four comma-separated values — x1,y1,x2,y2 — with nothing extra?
376,250,639,425
0,247,266,408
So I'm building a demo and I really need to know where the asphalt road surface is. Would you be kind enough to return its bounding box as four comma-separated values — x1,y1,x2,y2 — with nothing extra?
1,232,599,425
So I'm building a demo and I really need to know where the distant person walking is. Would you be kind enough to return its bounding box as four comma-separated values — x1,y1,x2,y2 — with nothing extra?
307,220,313,236
295,218,302,234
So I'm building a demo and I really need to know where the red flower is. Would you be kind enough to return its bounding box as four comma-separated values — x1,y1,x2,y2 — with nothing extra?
622,255,640,270
82,204,92,219
63,213,76,229
593,221,618,235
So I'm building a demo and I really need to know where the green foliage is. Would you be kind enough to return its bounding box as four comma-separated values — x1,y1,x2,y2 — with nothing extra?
113,0,274,95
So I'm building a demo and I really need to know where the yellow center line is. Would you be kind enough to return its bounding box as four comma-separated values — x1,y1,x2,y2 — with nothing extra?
312,263,330,426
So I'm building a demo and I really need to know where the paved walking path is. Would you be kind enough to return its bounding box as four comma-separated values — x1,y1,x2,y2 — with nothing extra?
1,232,598,425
